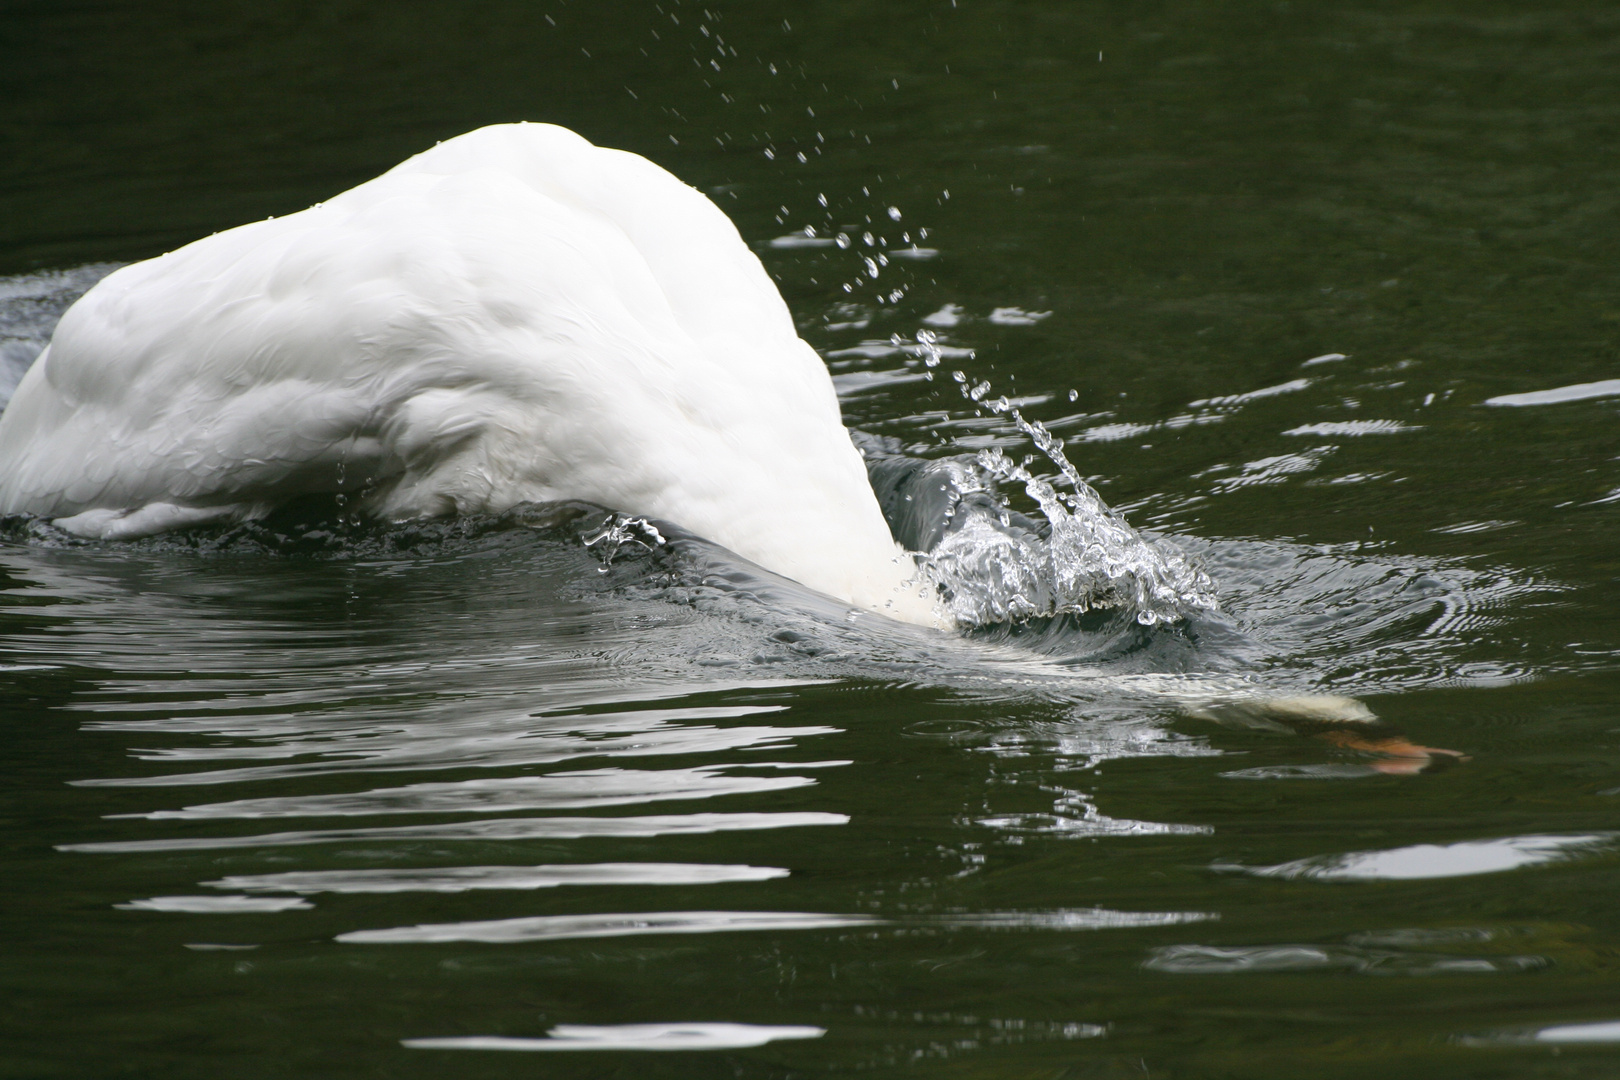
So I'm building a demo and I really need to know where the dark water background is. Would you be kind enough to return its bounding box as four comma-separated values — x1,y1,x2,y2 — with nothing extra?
4,2,1620,1076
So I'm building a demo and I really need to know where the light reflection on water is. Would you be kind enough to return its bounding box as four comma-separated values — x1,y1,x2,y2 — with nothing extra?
1227,833,1620,882
204,861,792,894
403,1022,828,1052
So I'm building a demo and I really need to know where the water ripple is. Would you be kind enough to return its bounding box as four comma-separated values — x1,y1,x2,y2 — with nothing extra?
111,764,825,819
59,812,848,853
205,862,789,894
404,1023,826,1052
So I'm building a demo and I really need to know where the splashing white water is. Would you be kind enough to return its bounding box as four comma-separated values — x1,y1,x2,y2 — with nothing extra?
906,329,1218,627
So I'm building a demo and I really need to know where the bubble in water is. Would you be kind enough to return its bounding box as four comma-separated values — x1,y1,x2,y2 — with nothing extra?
887,206,902,221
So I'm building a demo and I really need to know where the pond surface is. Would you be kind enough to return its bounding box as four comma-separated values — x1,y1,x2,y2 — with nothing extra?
4,2,1620,1076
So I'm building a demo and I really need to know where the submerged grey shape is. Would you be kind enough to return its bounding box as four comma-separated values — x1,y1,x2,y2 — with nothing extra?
1219,764,1382,780
1145,943,1548,975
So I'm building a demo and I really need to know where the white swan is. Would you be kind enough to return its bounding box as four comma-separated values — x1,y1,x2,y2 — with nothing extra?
0,123,943,625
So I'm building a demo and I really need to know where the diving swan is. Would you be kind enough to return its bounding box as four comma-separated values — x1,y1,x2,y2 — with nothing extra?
0,123,943,625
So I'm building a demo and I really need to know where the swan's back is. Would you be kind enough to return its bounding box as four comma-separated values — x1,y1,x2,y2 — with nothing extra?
0,123,941,624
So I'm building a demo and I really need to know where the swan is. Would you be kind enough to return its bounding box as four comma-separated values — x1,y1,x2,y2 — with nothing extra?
0,123,944,625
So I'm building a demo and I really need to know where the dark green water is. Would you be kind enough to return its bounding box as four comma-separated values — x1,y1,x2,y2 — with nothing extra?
5,2,1620,1076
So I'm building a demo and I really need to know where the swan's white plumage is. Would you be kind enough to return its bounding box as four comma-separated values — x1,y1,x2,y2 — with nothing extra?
0,123,942,624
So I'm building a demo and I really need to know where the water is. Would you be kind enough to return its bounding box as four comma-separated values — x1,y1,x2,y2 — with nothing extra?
5,2,1620,1076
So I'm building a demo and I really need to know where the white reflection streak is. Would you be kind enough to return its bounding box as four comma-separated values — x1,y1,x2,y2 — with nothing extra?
58,811,850,853
404,1022,826,1051
1459,1019,1620,1047
1535,1021,1620,1043
116,895,312,913
112,765,819,820
339,907,1215,945
1484,379,1620,407
72,719,836,788
207,862,790,895
338,910,882,944
1232,833,1619,881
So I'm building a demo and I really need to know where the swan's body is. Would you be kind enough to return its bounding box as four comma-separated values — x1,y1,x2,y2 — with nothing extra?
0,123,941,624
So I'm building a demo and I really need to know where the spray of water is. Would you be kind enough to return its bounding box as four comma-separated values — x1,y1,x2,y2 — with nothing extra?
907,329,1218,627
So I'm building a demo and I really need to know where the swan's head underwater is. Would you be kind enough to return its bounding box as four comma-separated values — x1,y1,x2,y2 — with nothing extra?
0,123,948,625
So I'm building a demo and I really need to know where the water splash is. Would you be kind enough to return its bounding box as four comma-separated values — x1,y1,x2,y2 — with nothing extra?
581,513,667,569
885,330,1218,627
